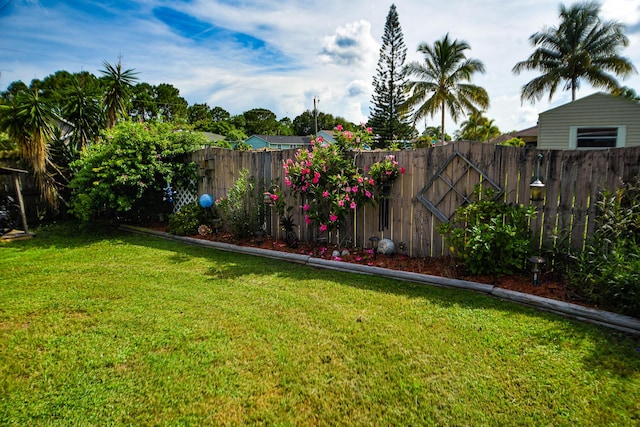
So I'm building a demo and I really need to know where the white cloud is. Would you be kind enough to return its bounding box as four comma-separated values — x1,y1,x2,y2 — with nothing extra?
1,0,639,135
318,20,378,68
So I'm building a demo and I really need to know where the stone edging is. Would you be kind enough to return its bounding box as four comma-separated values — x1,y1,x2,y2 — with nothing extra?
120,225,640,335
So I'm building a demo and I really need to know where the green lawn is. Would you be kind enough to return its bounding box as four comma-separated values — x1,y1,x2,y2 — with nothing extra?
1,223,639,426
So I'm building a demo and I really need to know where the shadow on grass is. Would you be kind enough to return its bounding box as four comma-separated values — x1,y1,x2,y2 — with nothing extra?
11,222,640,377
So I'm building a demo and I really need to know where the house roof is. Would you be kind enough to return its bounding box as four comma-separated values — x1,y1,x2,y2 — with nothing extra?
200,132,226,142
539,92,640,117
489,126,538,144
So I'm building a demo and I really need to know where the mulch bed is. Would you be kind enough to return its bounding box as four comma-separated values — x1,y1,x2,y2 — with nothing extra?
164,228,590,308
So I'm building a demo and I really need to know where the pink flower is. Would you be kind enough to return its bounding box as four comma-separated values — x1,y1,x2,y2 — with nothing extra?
305,215,312,224
335,124,344,131
312,177,319,184
357,177,364,183
338,200,345,207
285,177,292,187
320,223,328,232
350,201,357,209
366,127,372,133
303,204,310,211
365,190,372,198
369,178,375,186
270,194,278,201
330,213,338,222
333,256,342,261
317,136,323,143
400,167,406,174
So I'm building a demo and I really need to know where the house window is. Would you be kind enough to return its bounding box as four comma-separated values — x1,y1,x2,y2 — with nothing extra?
569,126,626,149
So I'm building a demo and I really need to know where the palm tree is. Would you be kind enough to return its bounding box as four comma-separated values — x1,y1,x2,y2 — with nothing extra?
403,34,489,143
458,111,485,141
0,90,60,208
101,58,138,128
64,76,103,152
512,1,636,103
479,118,500,142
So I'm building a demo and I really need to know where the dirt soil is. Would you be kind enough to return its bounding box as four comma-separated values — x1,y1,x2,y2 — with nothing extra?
166,228,590,308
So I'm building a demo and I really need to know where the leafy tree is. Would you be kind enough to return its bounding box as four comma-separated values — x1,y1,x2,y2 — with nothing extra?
512,1,636,103
37,71,95,107
243,108,278,135
229,114,246,131
368,4,413,148
100,58,138,128
188,103,211,125
211,106,231,122
292,110,351,136
403,34,489,143
277,117,294,135
0,90,60,208
130,83,159,121
1,81,29,102
155,83,188,122
68,122,203,222
209,120,235,136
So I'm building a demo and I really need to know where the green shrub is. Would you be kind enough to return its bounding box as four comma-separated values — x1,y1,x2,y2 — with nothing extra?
499,137,525,147
168,202,218,236
69,121,202,222
569,179,640,316
438,187,537,275
216,169,263,238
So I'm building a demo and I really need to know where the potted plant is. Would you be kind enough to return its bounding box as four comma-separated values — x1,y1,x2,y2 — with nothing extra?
368,155,405,195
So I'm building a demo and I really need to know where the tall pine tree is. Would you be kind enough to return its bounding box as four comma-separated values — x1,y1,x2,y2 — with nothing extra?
368,4,413,149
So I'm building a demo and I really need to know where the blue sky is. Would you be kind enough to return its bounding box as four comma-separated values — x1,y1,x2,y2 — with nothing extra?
1,0,639,134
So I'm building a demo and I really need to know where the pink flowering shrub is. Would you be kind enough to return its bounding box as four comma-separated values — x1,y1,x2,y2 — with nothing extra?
333,123,374,150
283,126,376,233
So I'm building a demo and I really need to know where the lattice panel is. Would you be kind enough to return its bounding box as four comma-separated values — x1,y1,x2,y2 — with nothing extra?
172,180,197,213
417,150,503,222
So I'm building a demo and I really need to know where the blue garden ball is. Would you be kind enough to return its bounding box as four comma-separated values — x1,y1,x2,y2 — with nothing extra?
199,194,214,208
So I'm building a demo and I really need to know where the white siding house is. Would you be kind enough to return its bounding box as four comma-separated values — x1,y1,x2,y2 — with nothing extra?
537,92,640,150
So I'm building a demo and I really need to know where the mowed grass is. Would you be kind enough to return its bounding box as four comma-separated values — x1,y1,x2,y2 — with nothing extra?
1,223,639,426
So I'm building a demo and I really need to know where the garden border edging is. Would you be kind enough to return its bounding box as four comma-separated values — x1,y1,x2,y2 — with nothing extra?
121,225,640,335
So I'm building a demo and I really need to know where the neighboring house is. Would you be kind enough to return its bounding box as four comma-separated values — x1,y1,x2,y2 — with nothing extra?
490,126,538,147
317,130,336,144
244,135,312,150
537,92,640,150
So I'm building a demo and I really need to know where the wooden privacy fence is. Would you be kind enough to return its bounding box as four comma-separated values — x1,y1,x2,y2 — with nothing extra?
190,142,640,258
